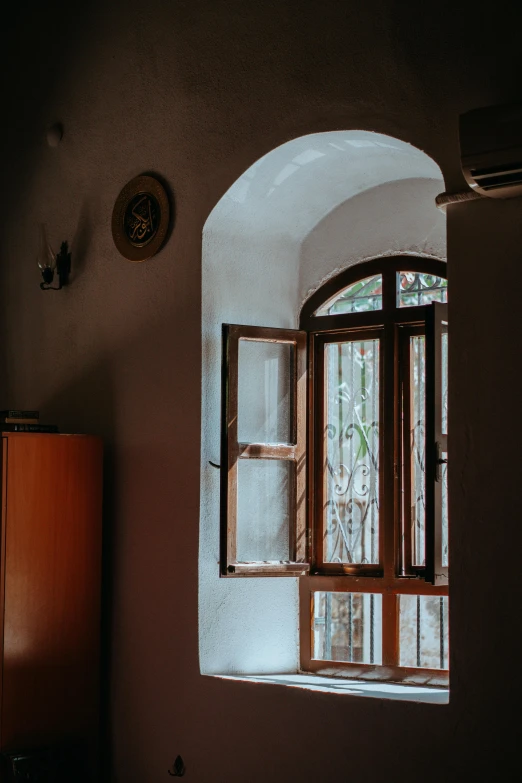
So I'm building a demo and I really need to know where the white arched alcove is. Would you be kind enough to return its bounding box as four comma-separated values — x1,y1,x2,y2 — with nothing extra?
200,131,446,676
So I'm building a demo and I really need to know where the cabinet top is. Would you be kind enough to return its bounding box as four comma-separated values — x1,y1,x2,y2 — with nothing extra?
2,432,102,443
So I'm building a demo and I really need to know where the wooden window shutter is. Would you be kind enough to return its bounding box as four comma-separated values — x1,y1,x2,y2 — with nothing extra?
220,324,309,576
425,302,449,585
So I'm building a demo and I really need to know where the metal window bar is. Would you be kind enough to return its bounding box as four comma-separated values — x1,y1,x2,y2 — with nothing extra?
398,273,447,307
324,592,332,660
331,276,382,313
412,595,447,669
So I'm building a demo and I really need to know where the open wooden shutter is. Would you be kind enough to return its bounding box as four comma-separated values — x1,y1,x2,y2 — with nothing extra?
220,324,308,576
425,302,448,585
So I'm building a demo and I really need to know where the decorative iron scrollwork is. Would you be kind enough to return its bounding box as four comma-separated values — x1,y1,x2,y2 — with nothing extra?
324,342,380,565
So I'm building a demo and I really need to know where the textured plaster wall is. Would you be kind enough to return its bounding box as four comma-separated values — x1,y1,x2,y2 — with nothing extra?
200,228,300,675
299,177,446,304
1,1,522,781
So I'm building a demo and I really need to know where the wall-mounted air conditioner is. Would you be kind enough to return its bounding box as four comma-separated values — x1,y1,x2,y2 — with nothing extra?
460,102,522,198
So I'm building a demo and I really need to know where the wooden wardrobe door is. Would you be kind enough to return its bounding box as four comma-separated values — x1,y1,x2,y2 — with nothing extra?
0,434,102,755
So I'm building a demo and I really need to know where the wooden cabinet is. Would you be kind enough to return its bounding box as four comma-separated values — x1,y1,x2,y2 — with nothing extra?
0,433,103,780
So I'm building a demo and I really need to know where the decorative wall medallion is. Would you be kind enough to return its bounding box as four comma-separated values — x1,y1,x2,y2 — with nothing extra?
112,175,170,262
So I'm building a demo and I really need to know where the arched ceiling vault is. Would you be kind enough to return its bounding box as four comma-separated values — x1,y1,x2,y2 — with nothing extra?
204,130,445,244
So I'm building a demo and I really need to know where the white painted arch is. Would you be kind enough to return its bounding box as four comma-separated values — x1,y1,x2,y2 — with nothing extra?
199,130,446,675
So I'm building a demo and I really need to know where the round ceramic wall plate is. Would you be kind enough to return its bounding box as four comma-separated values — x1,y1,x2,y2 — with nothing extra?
112,175,170,262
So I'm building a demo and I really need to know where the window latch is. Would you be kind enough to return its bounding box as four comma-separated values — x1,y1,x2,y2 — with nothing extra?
435,441,448,482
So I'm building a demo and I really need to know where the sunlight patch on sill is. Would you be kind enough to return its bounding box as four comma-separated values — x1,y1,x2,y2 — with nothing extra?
211,673,449,704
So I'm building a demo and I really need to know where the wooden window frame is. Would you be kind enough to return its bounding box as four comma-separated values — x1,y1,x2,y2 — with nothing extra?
310,326,385,578
425,302,449,586
220,324,308,577
299,256,449,684
219,257,449,685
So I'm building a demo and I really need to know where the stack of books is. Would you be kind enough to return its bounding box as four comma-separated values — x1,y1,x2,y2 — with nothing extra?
0,410,59,433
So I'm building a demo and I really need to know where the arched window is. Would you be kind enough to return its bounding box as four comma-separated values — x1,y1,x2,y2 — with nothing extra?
220,256,448,685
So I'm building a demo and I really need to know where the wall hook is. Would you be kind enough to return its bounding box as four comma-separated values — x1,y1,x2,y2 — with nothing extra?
168,755,185,777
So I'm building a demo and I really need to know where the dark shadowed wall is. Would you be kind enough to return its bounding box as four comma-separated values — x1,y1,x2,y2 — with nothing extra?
1,1,521,780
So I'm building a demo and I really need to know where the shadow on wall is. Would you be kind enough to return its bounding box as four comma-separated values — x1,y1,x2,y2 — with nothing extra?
40,357,117,783
19,289,201,780
0,0,105,420
70,202,94,286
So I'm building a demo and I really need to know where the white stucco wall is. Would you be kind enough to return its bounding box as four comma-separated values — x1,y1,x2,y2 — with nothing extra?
200,130,445,675
200,230,300,674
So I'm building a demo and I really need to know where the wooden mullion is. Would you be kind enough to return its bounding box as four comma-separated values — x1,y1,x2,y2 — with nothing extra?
313,333,326,571
425,303,449,585
302,305,430,333
222,324,239,570
381,262,400,677
294,330,308,563
303,310,387,332
382,264,398,313
306,574,448,596
229,563,309,576
400,326,413,575
384,282,400,669
399,323,426,575
424,308,436,583
383,321,395,581
392,304,433,326
314,563,383,577
238,443,295,460
393,323,403,579
226,324,301,345
317,327,386,347
306,332,316,568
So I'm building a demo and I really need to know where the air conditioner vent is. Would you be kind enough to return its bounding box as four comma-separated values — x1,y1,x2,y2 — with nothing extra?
471,168,522,191
460,103,522,198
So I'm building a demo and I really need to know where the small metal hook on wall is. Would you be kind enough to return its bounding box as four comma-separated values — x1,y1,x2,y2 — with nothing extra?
168,755,185,777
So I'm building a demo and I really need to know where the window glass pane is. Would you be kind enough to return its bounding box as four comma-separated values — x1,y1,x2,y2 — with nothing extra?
236,459,292,562
400,595,449,669
442,331,448,435
315,275,382,315
323,340,380,564
237,339,293,444
312,592,382,663
410,335,426,566
398,272,448,308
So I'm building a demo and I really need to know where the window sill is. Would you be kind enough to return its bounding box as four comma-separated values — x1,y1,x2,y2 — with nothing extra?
211,672,449,704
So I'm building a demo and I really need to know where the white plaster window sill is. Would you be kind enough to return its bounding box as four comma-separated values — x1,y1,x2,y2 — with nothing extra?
211,673,449,704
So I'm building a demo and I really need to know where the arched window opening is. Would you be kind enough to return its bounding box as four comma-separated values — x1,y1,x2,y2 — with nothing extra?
200,130,446,688
220,256,449,685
